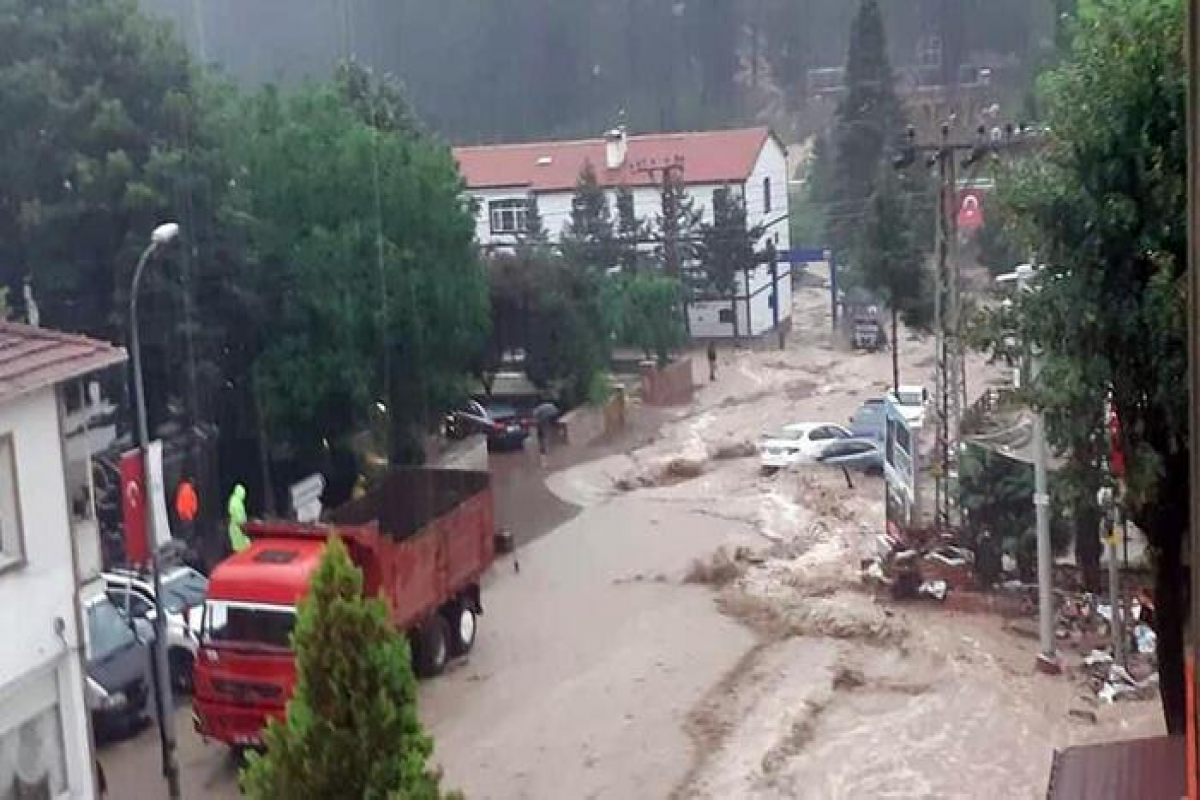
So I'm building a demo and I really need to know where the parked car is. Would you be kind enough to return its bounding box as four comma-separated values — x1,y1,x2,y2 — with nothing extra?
103,565,207,691
446,400,529,451
760,422,852,472
816,437,884,475
887,385,928,428
84,588,154,739
848,398,886,441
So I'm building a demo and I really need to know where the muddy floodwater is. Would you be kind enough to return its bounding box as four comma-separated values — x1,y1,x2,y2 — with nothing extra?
421,267,1164,800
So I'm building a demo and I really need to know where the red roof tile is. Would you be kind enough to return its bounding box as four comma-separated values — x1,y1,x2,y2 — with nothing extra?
454,127,773,193
0,322,126,403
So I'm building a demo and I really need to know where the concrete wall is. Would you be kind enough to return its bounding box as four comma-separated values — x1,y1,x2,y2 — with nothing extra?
559,387,627,446
640,358,695,407
0,386,95,798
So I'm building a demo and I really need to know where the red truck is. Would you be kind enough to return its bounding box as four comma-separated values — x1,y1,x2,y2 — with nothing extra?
192,467,495,749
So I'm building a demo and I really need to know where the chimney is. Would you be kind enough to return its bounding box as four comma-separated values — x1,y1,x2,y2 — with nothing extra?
604,126,627,170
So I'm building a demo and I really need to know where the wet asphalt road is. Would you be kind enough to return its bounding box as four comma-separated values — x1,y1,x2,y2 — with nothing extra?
97,444,590,798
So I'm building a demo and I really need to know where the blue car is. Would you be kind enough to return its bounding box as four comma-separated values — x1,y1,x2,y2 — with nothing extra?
816,438,884,475
848,398,886,442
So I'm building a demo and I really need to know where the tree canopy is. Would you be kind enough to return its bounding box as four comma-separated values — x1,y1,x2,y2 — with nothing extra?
237,69,489,463
993,0,1187,730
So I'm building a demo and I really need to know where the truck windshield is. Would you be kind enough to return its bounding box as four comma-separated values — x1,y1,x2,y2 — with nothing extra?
202,600,296,650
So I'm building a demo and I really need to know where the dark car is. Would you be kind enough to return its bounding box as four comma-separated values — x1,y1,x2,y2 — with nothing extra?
447,400,530,451
817,437,884,475
84,591,154,740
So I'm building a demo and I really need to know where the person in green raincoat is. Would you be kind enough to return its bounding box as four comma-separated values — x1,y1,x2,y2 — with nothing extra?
227,484,249,553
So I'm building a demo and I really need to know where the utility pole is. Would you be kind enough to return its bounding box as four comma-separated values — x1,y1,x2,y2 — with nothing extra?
895,121,1038,529
895,123,968,529
637,156,686,276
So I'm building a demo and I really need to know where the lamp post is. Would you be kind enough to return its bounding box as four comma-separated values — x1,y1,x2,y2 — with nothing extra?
997,262,1057,670
130,221,183,800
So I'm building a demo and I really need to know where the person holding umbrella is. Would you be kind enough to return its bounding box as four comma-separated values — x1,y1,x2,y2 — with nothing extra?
532,401,560,467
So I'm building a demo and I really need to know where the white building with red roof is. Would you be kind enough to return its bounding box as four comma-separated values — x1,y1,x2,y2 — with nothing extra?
454,126,793,340
0,322,126,798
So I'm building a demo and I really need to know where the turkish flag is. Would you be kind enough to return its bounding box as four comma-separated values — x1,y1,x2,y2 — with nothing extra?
120,449,148,565
958,190,984,234
1109,406,1126,479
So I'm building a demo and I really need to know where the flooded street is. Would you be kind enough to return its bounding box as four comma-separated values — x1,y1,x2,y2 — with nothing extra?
100,268,1164,799
423,268,1165,799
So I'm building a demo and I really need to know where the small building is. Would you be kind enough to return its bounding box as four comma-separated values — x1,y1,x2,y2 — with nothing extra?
0,322,126,798
453,126,793,341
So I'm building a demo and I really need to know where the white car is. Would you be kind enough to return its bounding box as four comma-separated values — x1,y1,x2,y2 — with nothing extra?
760,423,853,471
887,385,929,428
103,566,208,692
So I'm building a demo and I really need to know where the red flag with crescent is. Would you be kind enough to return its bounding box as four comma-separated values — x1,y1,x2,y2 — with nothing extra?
120,449,148,565
958,190,984,233
1108,405,1125,479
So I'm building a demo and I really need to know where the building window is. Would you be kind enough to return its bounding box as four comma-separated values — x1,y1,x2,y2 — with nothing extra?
762,177,772,214
489,199,528,235
0,436,24,571
718,308,735,324
0,700,67,798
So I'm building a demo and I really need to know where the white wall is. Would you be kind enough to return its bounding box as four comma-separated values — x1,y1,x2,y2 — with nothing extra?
744,135,791,254
0,387,95,798
469,180,742,248
686,262,792,338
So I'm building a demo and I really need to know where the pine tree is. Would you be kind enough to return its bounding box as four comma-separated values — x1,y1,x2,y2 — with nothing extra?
615,186,646,272
561,162,617,268
859,166,928,390
655,168,702,277
240,537,453,800
827,0,906,262
523,194,548,244
696,186,764,340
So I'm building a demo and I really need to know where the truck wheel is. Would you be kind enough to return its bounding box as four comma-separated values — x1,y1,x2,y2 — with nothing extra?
447,603,477,656
414,616,449,677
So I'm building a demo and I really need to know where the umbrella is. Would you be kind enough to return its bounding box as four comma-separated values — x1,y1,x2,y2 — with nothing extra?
532,402,560,423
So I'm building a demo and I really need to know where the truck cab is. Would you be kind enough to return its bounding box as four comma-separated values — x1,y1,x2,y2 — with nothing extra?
193,467,495,750
192,538,319,747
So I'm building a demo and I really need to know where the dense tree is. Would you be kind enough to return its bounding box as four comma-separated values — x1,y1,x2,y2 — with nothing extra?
238,67,489,464
241,537,453,799
0,0,247,434
561,163,618,270
825,0,907,262
604,273,687,365
656,169,703,278
615,186,647,272
696,186,763,340
994,0,1187,731
858,167,929,388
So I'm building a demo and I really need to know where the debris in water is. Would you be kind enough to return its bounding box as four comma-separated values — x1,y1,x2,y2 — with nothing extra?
685,548,745,587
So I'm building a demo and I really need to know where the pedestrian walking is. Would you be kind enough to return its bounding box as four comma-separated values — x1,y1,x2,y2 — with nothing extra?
532,401,559,468
227,484,249,553
707,341,718,382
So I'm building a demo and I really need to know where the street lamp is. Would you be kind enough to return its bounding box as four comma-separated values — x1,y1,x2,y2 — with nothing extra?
996,262,1057,671
130,221,183,799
